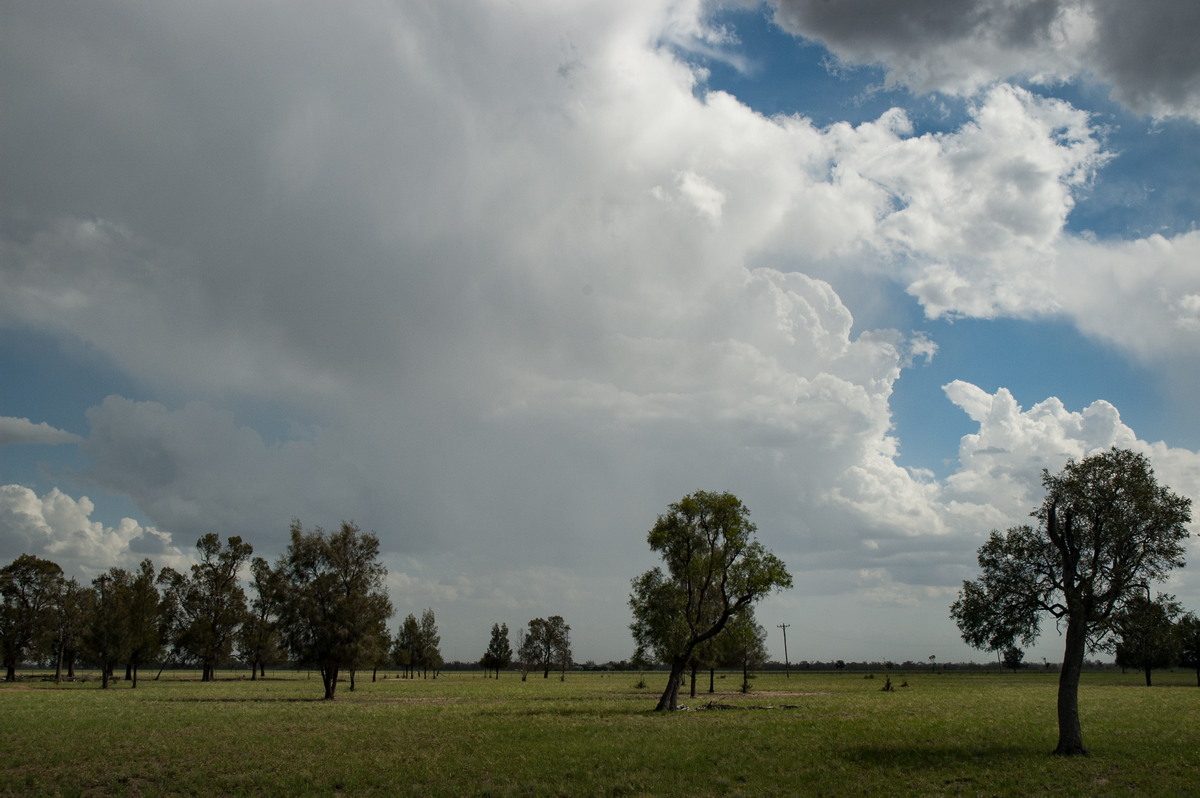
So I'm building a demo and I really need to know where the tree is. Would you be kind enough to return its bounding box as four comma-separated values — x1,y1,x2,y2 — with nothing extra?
47,578,88,682
1001,645,1025,673
0,554,65,681
1112,592,1182,686
951,448,1191,755
1178,613,1200,687
393,613,421,678
480,622,512,678
629,490,792,711
552,617,572,681
716,611,768,694
415,608,442,679
237,557,287,681
81,569,132,689
122,559,164,688
516,619,543,681
275,520,394,699
517,616,571,680
159,534,253,681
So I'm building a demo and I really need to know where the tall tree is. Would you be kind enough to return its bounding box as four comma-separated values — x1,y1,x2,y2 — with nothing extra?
47,578,88,682
716,612,768,694
516,619,544,681
550,616,572,681
159,534,253,681
275,520,394,699
1112,592,1182,686
517,616,571,679
0,554,65,681
237,557,286,681
393,613,421,678
416,608,442,679
1178,612,1200,687
480,622,512,678
951,448,1191,755
123,559,164,689
629,491,792,711
81,569,133,689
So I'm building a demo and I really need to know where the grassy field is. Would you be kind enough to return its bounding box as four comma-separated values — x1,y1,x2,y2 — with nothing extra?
2,668,1198,796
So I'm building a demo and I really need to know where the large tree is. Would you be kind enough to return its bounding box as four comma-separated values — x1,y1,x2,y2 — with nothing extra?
120,559,164,688
1178,612,1200,687
275,520,393,699
47,578,88,682
716,612,768,694
1111,592,1182,686
417,608,442,679
159,534,253,681
480,622,512,678
393,613,421,678
0,554,64,681
951,448,1191,755
237,557,286,681
81,569,132,689
629,490,792,711
517,616,571,680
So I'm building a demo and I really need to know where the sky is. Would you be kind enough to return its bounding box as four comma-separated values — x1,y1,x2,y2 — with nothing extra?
2,0,1199,667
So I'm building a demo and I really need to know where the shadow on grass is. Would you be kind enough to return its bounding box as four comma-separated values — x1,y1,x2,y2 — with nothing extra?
840,742,1037,769
148,696,329,703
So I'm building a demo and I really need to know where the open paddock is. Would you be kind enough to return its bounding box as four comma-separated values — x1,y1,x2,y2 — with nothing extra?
2,669,1197,796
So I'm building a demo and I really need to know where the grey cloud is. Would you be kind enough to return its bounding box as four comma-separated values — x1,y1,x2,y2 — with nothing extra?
767,0,1200,118
0,416,82,447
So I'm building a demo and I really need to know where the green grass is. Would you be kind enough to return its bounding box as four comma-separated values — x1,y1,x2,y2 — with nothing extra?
2,669,1198,796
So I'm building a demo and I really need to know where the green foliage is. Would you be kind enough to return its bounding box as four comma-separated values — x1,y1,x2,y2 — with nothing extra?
0,554,64,681
236,556,287,680
1178,612,1200,687
159,534,253,681
275,521,393,699
480,622,512,677
629,491,791,710
951,448,1192,755
517,616,571,680
1111,592,1182,685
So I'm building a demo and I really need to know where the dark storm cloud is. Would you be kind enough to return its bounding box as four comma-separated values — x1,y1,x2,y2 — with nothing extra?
768,0,1200,118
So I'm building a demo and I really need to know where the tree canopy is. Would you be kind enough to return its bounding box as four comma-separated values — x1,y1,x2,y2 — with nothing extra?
951,448,1191,755
480,622,512,678
0,554,65,682
275,520,394,699
629,490,791,711
159,534,253,682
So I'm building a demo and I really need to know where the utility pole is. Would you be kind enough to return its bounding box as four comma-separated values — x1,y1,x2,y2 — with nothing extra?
777,623,791,678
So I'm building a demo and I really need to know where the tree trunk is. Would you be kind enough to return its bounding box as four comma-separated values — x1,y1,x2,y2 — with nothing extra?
1143,666,1152,687
125,663,132,681
709,668,715,694
250,660,259,681
689,662,697,698
742,661,750,693
54,643,64,684
101,664,110,690
350,668,357,691
654,657,687,711
5,661,15,682
1054,614,1088,756
322,665,338,700
131,664,139,689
